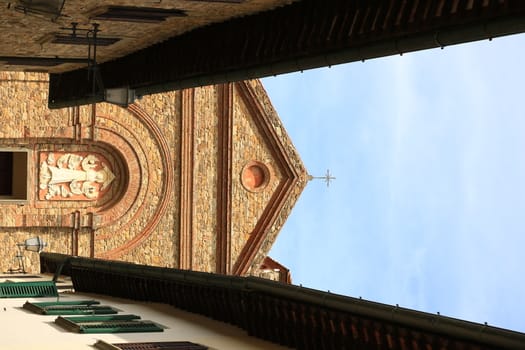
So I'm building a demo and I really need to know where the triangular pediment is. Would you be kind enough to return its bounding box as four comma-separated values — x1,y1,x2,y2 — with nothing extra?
228,80,307,275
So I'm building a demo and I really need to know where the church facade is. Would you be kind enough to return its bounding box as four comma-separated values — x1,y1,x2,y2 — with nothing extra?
0,72,307,278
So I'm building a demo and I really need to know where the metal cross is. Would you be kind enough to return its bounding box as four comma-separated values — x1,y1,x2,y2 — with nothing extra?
309,169,336,187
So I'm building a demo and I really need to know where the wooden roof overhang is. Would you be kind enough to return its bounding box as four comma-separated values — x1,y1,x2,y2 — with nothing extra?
41,253,525,350
48,0,525,108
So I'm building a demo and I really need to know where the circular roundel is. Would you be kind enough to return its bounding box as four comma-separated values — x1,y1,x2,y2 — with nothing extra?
241,161,271,192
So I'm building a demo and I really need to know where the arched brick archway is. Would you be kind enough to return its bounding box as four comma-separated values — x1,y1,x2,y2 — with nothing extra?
0,101,174,262
0,73,179,272
93,103,174,260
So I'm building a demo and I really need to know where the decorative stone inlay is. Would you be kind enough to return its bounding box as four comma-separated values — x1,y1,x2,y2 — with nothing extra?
39,152,115,201
241,161,270,192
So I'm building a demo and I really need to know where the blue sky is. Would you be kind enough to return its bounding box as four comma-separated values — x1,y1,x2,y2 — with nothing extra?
263,34,525,332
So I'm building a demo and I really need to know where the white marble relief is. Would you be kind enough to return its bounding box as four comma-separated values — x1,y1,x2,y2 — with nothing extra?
39,153,115,200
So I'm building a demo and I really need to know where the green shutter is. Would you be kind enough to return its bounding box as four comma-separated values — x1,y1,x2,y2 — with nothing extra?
23,300,118,315
55,315,164,334
0,281,58,298
78,321,163,334
95,340,209,350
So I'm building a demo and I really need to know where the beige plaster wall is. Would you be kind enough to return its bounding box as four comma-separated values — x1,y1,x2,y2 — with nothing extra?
0,287,289,349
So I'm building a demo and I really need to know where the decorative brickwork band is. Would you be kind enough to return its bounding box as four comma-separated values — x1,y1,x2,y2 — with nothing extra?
179,89,195,270
216,83,233,274
89,119,145,230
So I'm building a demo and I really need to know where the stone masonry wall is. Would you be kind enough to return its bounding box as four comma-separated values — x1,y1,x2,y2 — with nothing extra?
191,86,218,272
0,72,181,273
0,73,308,280
0,72,79,273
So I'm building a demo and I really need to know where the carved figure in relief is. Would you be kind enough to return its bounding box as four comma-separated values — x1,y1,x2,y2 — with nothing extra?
39,153,115,200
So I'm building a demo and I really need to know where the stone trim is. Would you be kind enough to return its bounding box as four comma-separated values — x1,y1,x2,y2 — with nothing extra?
231,81,300,276
70,106,82,142
179,89,195,270
216,83,233,274
71,211,80,256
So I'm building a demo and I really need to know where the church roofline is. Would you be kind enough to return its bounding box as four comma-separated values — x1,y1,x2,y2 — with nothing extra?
231,80,308,276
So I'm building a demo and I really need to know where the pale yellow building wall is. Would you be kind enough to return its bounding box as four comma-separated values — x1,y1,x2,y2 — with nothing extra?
0,276,289,349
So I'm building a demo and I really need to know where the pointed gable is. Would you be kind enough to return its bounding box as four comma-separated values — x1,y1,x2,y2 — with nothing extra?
229,80,308,276
186,80,308,276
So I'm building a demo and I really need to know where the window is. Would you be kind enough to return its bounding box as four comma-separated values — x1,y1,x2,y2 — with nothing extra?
0,150,29,202
55,314,164,333
95,340,208,350
13,0,65,21
0,152,12,195
23,300,118,315
51,35,121,46
1,57,71,67
91,6,186,23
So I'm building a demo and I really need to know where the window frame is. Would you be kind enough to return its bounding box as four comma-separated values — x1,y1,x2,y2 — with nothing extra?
94,340,208,350
0,148,30,204
91,6,187,23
